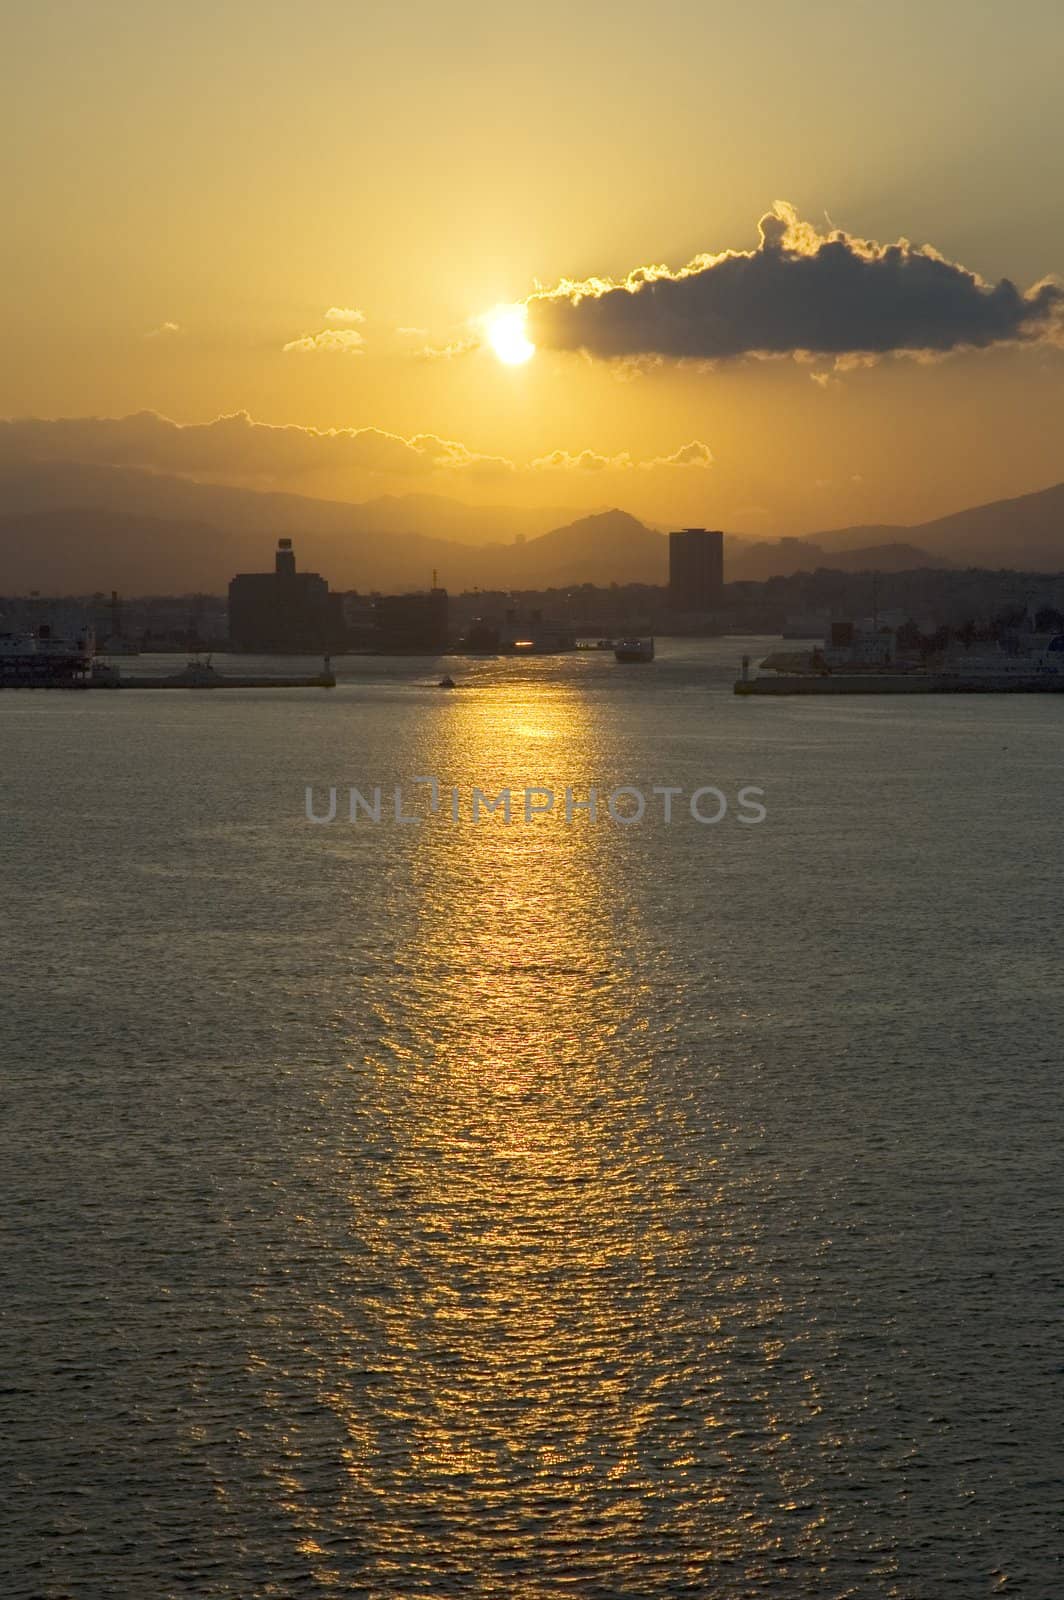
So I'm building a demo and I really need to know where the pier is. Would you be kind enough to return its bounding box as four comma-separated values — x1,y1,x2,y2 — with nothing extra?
91,658,337,690
735,670,1064,695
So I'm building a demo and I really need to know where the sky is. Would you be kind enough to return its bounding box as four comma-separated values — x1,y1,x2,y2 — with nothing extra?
3,0,1064,536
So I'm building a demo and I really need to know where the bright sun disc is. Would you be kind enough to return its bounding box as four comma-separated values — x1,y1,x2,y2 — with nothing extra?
486,305,535,365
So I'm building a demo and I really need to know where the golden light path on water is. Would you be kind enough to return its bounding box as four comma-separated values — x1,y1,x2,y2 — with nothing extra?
237,679,834,1595
4,644,1061,1597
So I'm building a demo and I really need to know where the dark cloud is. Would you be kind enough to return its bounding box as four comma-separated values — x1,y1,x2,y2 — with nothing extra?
526,202,1064,362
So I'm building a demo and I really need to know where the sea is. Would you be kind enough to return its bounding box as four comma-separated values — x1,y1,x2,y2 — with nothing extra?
1,638,1060,1599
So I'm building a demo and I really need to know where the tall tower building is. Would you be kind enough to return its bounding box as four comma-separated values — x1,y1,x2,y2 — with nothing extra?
275,537,296,580
668,528,724,612
228,539,333,651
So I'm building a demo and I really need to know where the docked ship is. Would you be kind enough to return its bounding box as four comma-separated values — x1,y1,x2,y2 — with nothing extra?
0,623,95,688
735,623,1064,695
459,607,576,655
614,637,655,663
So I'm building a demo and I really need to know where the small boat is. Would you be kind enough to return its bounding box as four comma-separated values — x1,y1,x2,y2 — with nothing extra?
437,674,456,688
171,658,226,687
614,637,655,663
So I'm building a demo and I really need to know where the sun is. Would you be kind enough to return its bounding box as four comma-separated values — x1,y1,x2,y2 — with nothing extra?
485,304,535,365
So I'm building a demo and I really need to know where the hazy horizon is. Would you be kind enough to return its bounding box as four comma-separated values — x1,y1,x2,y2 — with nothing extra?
2,415,1064,546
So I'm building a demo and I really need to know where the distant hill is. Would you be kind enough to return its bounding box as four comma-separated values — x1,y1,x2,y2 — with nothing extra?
0,509,224,594
502,510,667,586
0,463,671,591
0,461,574,549
823,541,950,572
811,481,1064,568
0,457,1060,593
0,507,667,594
351,492,571,545
0,506,470,594
725,536,946,580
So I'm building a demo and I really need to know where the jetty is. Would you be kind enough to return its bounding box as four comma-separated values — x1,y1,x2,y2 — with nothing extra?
90,657,336,690
735,670,1064,695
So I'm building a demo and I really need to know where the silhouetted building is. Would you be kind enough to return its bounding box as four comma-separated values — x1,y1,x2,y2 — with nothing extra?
339,591,378,649
669,528,724,612
498,605,575,652
373,586,449,652
457,603,575,653
462,617,501,653
228,539,340,652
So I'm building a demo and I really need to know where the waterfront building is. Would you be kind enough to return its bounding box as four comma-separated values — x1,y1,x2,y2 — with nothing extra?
228,539,340,652
668,528,724,613
373,584,449,652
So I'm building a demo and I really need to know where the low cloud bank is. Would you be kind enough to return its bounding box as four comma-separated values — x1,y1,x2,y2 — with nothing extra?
0,411,713,483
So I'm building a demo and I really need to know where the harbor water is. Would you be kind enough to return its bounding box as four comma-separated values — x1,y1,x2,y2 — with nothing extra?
1,638,1060,1598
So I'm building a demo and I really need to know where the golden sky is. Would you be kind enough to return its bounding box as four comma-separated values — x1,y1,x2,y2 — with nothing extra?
3,0,1064,536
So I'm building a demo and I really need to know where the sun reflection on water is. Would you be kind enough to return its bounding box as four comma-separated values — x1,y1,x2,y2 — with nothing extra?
236,679,832,1592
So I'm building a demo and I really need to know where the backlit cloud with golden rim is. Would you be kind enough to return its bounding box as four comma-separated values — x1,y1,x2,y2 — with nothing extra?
530,441,713,472
416,336,481,361
526,202,1064,363
282,328,365,355
323,307,365,325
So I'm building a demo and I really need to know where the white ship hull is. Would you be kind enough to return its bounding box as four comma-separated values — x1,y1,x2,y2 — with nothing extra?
0,625,96,687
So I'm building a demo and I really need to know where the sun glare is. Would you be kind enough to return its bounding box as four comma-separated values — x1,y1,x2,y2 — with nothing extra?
486,305,535,365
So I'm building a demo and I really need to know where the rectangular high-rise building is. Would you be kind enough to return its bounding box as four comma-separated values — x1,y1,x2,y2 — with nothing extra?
373,586,449,653
668,527,724,612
